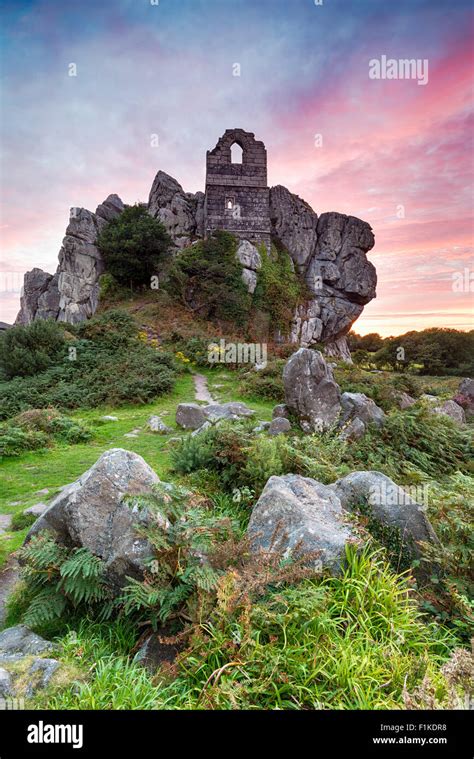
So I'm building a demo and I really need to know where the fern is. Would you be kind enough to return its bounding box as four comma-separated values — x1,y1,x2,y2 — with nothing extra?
119,482,240,627
22,587,67,627
17,535,110,627
193,565,220,592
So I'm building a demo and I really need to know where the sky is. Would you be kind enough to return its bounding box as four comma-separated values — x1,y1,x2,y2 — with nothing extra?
1,0,473,335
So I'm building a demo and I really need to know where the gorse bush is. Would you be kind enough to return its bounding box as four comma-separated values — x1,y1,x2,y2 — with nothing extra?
172,405,471,499
97,204,172,288
162,333,219,368
238,359,285,401
0,319,66,380
346,407,472,480
10,511,37,532
0,310,178,420
0,425,48,458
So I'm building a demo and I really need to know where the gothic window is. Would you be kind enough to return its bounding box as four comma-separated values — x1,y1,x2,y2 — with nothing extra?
230,142,243,164
225,196,235,211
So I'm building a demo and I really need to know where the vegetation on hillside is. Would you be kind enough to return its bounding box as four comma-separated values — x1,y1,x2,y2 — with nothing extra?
0,311,178,422
0,273,472,712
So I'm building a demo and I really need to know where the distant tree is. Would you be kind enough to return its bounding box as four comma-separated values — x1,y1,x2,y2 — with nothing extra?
348,331,384,352
373,329,474,375
352,349,371,366
97,204,172,289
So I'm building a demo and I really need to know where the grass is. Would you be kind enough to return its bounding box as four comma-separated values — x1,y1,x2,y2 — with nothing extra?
27,548,459,711
0,345,471,712
0,369,274,571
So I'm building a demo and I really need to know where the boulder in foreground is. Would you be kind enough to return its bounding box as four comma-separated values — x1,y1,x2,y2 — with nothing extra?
248,474,357,574
25,448,161,588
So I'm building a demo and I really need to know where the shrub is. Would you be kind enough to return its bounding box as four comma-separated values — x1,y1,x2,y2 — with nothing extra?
238,359,285,401
10,511,37,532
0,311,178,420
0,410,91,457
97,204,172,288
171,423,349,497
0,320,66,380
162,334,216,368
158,547,455,709
420,474,474,643
253,243,307,332
164,231,251,326
74,309,137,348
347,407,472,479
120,483,242,629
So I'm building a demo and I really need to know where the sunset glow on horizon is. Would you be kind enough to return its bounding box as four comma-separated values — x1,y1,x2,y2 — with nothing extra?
1,0,473,336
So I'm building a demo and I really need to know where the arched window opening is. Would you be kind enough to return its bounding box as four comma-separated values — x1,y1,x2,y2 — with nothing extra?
230,142,243,164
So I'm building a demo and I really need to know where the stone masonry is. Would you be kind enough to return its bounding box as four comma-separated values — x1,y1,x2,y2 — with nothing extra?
204,129,271,250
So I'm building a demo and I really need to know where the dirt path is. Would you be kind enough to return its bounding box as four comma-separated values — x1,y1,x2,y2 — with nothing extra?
0,515,19,626
193,373,214,404
0,557,19,626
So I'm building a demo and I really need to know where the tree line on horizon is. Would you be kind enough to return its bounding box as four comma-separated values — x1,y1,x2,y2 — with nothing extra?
348,328,474,376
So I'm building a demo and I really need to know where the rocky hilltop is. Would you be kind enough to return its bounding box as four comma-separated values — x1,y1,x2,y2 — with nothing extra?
15,130,377,357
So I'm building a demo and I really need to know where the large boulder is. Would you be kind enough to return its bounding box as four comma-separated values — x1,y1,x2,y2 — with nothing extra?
176,401,255,430
176,403,206,430
0,668,13,697
268,417,291,435
15,269,59,325
340,392,385,429
324,336,353,363
273,199,377,356
15,195,124,326
57,195,124,324
272,404,290,419
332,471,438,558
339,416,366,442
147,416,172,434
248,474,357,574
453,378,474,418
396,391,417,410
0,627,63,701
236,239,261,271
204,401,254,422
270,185,319,270
236,240,261,294
431,400,466,426
283,348,341,432
25,449,161,589
148,171,200,248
